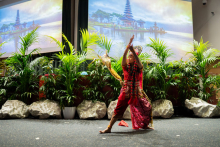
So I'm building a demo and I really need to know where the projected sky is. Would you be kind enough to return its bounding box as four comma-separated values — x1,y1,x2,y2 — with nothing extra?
88,0,193,61
0,0,62,57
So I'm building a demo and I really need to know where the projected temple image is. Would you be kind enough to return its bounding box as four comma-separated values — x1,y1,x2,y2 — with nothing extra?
88,0,193,61
0,0,62,57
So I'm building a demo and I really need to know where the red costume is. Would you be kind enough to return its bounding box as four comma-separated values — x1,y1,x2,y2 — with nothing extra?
113,63,153,129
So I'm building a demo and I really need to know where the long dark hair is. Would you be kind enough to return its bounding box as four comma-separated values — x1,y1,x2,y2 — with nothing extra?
127,61,139,101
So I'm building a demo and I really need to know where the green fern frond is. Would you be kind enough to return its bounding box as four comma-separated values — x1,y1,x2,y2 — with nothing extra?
80,29,99,53
46,35,65,51
96,34,112,53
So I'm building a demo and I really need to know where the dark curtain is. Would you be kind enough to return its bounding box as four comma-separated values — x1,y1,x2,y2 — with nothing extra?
77,0,89,71
62,0,72,53
77,0,88,53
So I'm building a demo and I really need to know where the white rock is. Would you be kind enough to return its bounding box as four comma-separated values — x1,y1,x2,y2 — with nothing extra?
29,99,61,119
1,100,29,118
185,97,220,118
77,100,106,119
152,99,174,118
107,99,131,119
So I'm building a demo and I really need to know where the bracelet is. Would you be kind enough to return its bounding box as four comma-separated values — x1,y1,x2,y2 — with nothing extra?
107,125,111,129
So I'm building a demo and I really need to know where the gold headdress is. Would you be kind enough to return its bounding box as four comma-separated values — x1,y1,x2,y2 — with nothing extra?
133,45,143,55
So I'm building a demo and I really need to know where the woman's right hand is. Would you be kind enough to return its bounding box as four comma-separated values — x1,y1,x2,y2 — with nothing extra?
127,35,134,48
120,80,124,86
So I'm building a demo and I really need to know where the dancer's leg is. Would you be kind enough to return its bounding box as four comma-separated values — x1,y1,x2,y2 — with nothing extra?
99,100,128,133
99,116,118,133
99,92,129,134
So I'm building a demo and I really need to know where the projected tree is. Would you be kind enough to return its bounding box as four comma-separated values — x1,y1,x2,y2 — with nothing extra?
92,9,110,23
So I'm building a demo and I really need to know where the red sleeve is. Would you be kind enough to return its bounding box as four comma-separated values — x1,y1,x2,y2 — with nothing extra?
122,66,127,71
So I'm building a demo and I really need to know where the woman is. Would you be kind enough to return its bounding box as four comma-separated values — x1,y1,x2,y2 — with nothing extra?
100,35,153,134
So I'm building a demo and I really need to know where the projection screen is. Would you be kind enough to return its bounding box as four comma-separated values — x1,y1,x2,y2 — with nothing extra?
0,0,62,58
88,0,193,62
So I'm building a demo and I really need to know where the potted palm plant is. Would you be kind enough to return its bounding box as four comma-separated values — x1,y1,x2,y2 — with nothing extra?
3,27,44,104
171,59,199,104
145,38,178,118
82,60,110,104
146,38,177,101
84,32,131,105
47,34,86,119
168,59,199,116
188,37,220,103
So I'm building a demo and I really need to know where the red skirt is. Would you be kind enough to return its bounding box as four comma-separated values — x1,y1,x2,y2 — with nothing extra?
130,97,152,129
113,88,152,129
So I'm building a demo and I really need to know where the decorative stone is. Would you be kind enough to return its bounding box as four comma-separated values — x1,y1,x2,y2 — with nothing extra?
185,97,220,118
107,99,131,119
77,100,107,119
28,99,61,119
152,99,174,118
1,100,29,118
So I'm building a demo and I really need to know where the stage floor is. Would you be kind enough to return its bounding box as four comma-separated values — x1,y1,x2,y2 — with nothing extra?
0,117,219,147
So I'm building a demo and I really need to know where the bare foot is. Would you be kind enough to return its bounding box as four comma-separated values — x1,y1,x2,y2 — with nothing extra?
147,126,154,130
99,127,111,134
143,126,154,130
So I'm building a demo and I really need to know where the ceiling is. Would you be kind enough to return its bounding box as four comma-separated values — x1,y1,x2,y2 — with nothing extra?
0,0,30,8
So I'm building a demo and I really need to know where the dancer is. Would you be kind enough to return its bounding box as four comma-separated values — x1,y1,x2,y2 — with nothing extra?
100,35,153,134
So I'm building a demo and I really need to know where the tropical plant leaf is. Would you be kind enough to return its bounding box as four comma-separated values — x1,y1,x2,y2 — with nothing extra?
3,27,40,103
146,38,173,65
80,29,99,53
187,37,220,101
96,34,112,53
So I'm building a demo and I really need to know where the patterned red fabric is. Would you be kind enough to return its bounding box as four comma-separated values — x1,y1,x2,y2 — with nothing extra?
113,66,152,129
122,66,142,81
130,97,152,129
122,66,143,89
122,65,140,105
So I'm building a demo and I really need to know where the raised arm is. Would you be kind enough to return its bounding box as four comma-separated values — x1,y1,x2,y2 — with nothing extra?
129,45,143,69
122,47,129,67
122,35,134,67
